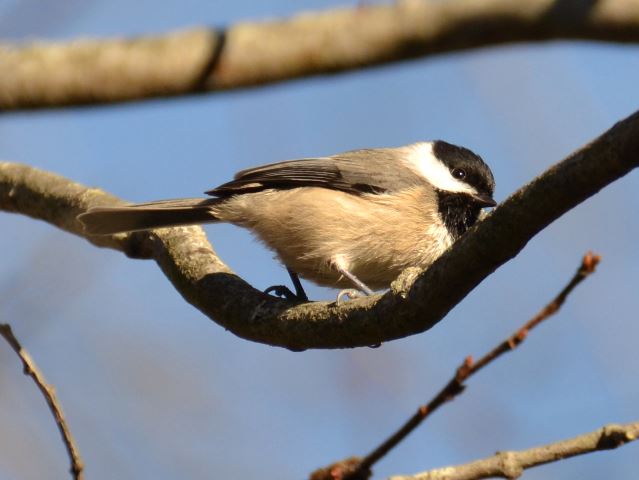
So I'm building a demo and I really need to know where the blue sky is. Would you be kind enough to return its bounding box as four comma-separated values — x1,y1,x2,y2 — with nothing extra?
1,1,638,479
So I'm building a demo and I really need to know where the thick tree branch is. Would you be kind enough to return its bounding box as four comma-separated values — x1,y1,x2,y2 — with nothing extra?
0,324,84,480
390,422,639,480
2,0,639,110
1,109,638,349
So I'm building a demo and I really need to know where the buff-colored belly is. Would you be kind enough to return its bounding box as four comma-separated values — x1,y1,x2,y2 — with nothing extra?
213,187,453,290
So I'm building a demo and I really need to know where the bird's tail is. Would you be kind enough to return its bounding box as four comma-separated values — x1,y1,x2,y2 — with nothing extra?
78,198,221,235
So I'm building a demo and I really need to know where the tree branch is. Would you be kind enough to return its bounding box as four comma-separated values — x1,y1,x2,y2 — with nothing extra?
2,0,639,110
1,109,638,350
0,323,84,480
390,422,639,480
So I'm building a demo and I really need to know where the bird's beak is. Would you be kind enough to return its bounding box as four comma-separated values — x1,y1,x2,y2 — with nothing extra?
471,193,497,208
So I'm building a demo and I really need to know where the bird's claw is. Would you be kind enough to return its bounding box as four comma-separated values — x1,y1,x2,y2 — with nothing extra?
336,289,367,305
265,285,300,301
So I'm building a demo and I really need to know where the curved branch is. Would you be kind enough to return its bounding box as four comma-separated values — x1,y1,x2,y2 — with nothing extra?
1,109,639,349
390,422,639,480
2,0,639,110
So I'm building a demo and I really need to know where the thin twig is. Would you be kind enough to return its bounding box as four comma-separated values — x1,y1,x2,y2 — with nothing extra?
335,252,601,479
0,324,84,480
391,421,639,480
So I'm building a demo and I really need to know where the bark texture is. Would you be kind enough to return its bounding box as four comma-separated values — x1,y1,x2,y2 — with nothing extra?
2,0,639,110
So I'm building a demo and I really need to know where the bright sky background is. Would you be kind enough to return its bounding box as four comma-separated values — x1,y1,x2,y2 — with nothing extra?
1,1,638,479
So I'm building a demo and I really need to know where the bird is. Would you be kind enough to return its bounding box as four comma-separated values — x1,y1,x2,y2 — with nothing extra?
78,141,496,301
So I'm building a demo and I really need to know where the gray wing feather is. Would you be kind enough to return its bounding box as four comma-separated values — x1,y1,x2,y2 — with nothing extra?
206,148,424,197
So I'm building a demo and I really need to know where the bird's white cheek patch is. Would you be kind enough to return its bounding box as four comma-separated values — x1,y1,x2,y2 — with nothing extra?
406,143,477,195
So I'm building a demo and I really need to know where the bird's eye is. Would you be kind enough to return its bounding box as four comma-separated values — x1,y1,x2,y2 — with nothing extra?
452,168,466,179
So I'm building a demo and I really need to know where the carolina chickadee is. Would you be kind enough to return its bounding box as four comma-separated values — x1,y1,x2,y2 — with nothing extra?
79,141,496,300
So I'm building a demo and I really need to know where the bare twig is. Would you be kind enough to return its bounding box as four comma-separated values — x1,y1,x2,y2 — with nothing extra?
462,251,601,376
328,253,600,479
3,0,639,110
0,324,84,480
1,107,638,349
391,421,639,480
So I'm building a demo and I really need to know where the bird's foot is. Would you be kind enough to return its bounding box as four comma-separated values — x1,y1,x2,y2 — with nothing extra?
336,288,367,305
265,285,303,301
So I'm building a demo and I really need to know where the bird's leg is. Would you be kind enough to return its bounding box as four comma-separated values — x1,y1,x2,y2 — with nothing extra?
334,264,374,295
333,262,374,304
264,267,309,301
286,267,309,301
333,264,383,348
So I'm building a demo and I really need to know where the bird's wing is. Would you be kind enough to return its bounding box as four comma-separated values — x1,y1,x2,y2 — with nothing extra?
206,147,425,197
